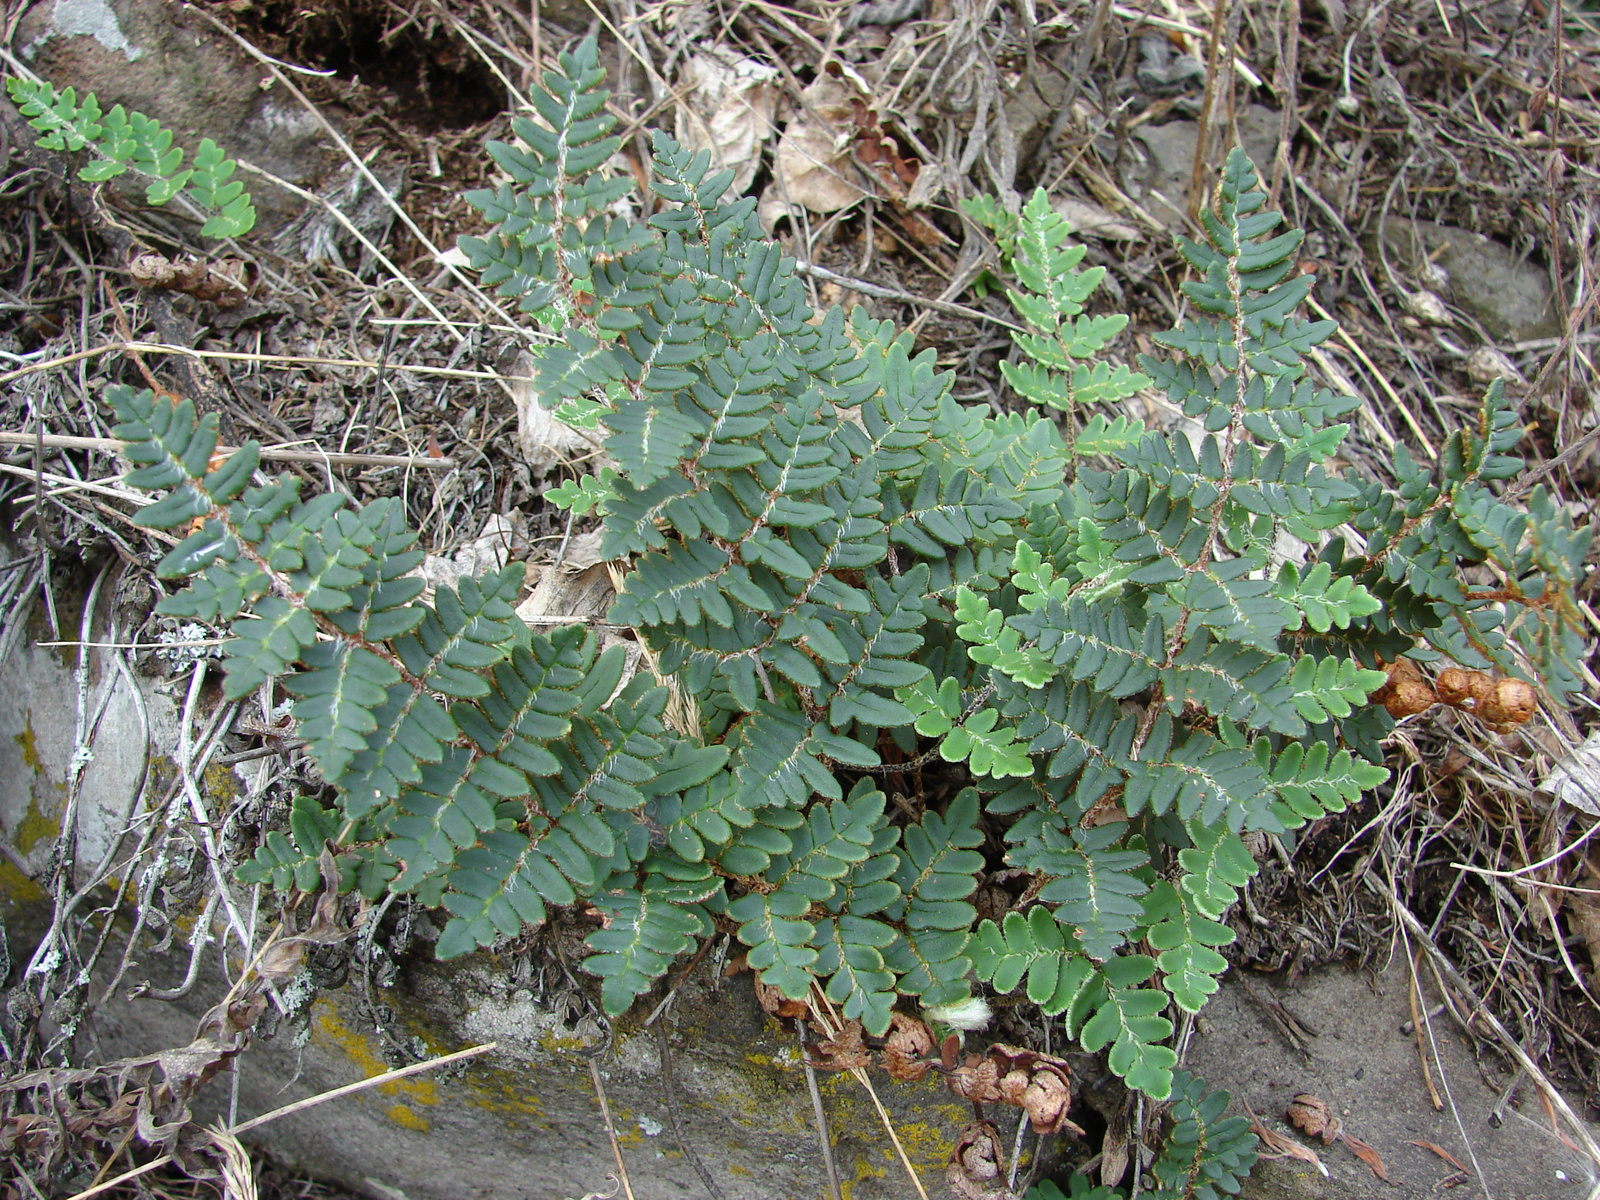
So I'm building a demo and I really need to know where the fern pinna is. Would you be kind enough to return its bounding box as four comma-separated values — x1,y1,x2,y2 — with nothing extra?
107,37,1587,1106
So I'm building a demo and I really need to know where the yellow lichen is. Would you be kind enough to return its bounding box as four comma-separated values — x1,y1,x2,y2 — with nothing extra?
12,716,44,773
841,1152,888,1200
15,797,59,857
383,1103,431,1132
312,1002,440,1110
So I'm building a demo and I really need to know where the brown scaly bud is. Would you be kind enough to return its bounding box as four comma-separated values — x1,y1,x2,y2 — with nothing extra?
945,1120,1014,1200
1482,678,1538,727
1373,657,1437,718
1435,667,1477,707
1384,679,1437,719
945,1044,1085,1136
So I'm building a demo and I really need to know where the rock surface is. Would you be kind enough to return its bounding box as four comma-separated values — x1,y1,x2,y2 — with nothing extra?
13,0,340,234
93,947,981,1200
1368,217,1561,343
1188,964,1599,1200
1130,106,1285,223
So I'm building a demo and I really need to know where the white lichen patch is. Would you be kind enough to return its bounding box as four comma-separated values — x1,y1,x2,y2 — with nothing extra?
25,0,145,61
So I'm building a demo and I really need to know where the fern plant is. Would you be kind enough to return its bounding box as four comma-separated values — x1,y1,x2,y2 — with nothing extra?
6,77,256,237
1022,1070,1256,1198
104,37,1588,1114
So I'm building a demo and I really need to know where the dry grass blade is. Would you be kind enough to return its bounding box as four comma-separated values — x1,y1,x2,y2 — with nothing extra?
1382,881,1600,1179
203,1126,260,1200
1407,949,1444,1111
0,341,519,388
0,431,456,470
62,1042,497,1200
798,1018,843,1200
805,986,931,1200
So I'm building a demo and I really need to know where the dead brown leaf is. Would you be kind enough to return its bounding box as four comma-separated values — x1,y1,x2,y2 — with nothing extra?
129,253,250,307
1241,1098,1328,1177
1406,1139,1470,1173
945,1120,1018,1200
880,1011,935,1082
806,1019,871,1071
752,978,810,1021
1341,1131,1390,1181
1,994,266,1155
1286,1092,1340,1143
770,66,871,217
674,50,779,198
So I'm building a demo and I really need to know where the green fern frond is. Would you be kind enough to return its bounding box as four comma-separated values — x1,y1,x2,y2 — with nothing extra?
103,46,1588,1159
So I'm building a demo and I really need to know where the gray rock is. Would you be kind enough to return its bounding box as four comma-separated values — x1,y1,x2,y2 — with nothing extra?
1131,105,1285,224
0,553,989,1200
1368,217,1562,342
14,0,341,236
89,950,981,1200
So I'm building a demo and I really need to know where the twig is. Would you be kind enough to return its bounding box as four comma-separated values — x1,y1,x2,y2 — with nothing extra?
1186,0,1235,225
1406,949,1444,1111
655,1023,725,1200
0,431,457,470
798,1018,843,1200
588,1057,637,1200
792,260,1025,333
64,1043,497,1200
0,340,527,388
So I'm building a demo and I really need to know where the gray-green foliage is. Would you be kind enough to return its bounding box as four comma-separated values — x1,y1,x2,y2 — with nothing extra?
6,77,256,237
105,38,1588,1105
1022,1070,1256,1198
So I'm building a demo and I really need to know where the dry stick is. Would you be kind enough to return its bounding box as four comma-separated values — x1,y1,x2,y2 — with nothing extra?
1102,6,1263,85
1375,879,1600,1174
1305,295,1436,458
655,1023,726,1200
0,461,154,509
792,260,1025,333
588,1058,638,1200
64,1043,497,1200
0,431,457,470
1185,0,1233,226
1028,0,1113,175
1267,0,1301,210
1406,949,1444,1111
797,1018,844,1200
0,340,526,388
183,4,519,333
231,158,463,335
1400,924,1495,1198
